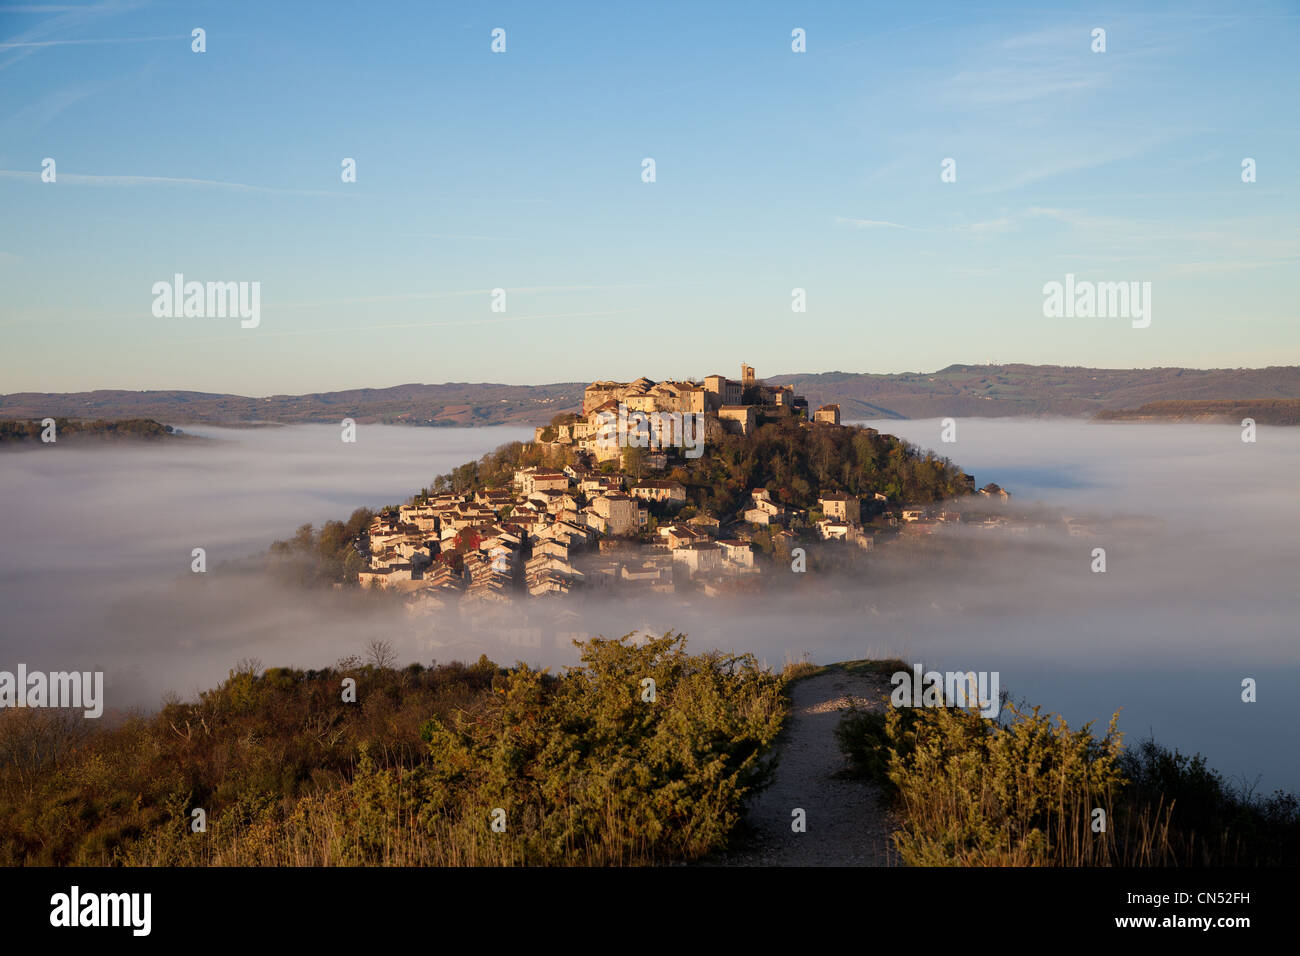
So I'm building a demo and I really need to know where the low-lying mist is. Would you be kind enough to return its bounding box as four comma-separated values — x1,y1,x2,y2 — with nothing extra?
1,419,1296,791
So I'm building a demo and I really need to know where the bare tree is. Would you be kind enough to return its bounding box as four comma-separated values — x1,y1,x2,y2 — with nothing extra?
365,640,397,669
234,657,262,678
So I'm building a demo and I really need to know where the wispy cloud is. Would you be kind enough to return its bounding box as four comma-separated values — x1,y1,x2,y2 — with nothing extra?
824,15,954,54
833,217,910,230
399,233,523,241
1027,207,1300,260
0,0,151,71
936,26,1111,107
0,34,180,48
0,169,550,204
0,169,361,198
943,65,1106,106
833,216,1013,236
271,284,647,310
953,217,1013,236
0,285,652,329
1172,258,1299,275
3,85,94,127
188,309,640,344
1054,253,1162,263
834,204,1300,279
974,139,1167,194
0,5,127,10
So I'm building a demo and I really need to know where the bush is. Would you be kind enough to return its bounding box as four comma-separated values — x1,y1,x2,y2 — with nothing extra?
840,701,1129,865
407,631,785,864
836,698,1300,866
0,633,786,867
835,706,919,787
1118,737,1300,866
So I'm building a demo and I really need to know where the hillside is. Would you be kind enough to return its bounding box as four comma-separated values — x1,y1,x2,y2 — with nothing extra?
1095,398,1300,425
271,415,973,590
0,382,584,428
427,415,972,514
6,365,1300,427
766,365,1300,420
0,418,187,444
6,644,1290,868
0,634,784,867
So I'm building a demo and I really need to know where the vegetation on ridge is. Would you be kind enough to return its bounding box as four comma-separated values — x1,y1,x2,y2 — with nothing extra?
0,418,183,443
836,696,1300,866
0,632,785,866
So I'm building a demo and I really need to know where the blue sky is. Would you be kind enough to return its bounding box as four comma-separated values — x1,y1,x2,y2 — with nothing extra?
1,0,1297,394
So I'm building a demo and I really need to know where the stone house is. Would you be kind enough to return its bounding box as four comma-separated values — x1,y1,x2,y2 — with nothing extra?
672,540,722,577
819,492,860,524
718,405,756,436
591,493,642,536
717,539,754,567
630,480,687,505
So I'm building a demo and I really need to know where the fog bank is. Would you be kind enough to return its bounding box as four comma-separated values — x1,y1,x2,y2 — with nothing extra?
2,419,1296,791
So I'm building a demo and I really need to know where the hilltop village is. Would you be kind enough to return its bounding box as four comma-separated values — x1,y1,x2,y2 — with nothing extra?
348,365,1018,612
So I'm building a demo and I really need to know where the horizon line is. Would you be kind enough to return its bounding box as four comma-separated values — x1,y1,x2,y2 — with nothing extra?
4,361,1299,400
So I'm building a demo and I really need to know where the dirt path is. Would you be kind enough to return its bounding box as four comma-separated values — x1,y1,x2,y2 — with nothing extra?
708,665,899,866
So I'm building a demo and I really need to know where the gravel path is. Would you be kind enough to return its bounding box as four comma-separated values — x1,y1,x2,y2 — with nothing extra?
708,666,900,866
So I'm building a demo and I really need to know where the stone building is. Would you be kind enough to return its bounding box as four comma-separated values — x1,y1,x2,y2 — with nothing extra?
590,493,642,535
819,491,860,524
814,403,841,425
718,405,756,436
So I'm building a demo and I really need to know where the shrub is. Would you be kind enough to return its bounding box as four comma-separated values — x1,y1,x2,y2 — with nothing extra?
1118,736,1300,866
0,633,785,867
837,697,1300,866
408,631,785,864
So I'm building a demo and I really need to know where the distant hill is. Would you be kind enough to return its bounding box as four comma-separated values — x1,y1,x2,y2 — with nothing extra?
0,418,186,444
0,382,585,428
1095,399,1300,426
766,364,1300,420
5,365,1299,427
